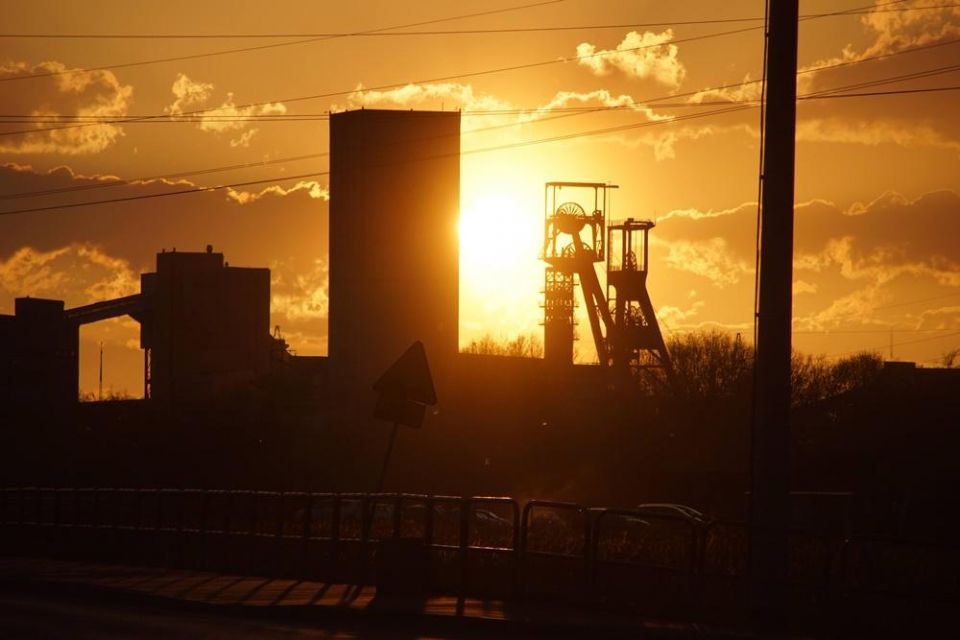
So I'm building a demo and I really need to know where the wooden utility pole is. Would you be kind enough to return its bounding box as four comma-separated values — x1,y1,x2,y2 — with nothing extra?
750,0,799,619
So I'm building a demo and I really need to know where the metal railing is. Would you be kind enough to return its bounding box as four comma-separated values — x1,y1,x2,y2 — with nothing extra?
1,486,957,622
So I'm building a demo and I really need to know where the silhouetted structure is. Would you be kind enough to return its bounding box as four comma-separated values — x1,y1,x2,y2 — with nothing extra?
606,219,670,372
750,0,799,616
139,247,271,403
0,298,78,407
541,182,669,373
542,182,611,366
1,246,281,408
329,109,460,392
543,268,576,364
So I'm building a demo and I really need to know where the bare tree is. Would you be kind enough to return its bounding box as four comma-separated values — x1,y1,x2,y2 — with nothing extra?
463,332,544,359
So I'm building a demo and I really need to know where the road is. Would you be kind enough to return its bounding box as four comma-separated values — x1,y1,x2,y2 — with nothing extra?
0,589,522,640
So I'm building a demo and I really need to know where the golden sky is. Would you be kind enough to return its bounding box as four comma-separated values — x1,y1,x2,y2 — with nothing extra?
1,0,959,396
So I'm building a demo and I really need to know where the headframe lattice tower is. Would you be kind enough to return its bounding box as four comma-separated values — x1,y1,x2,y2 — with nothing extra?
607,219,671,372
541,182,670,375
541,182,615,366
543,267,576,364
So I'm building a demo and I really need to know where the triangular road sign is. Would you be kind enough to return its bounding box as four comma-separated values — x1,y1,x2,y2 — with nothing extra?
373,340,437,405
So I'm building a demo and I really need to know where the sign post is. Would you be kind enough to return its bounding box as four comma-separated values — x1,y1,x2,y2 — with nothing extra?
371,341,437,492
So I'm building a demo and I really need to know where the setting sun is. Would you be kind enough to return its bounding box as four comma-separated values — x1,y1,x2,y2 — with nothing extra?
459,187,544,348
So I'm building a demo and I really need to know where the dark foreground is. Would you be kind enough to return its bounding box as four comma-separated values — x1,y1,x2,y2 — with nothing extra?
0,557,737,640
1,590,420,640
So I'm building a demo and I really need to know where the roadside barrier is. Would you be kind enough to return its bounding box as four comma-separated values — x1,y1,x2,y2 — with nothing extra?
1,486,957,622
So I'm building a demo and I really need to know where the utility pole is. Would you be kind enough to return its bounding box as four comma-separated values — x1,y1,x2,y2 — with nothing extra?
750,0,799,621
99,341,104,401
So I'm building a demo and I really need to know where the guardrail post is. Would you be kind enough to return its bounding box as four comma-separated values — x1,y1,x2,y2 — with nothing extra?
155,488,162,533
519,502,531,600
302,493,313,576
424,497,434,548
276,492,285,575
252,491,260,536
224,491,232,535
686,519,698,618
459,497,470,596
332,494,341,578
176,490,183,533
393,494,402,540
92,487,100,528
361,495,371,544
582,506,592,599
510,500,520,598
588,508,604,598
277,492,285,538
200,489,208,570
838,536,852,605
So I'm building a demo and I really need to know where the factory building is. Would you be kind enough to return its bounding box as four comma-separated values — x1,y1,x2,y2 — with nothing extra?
0,247,278,409
140,248,272,404
328,109,460,393
0,298,78,407
4,108,471,415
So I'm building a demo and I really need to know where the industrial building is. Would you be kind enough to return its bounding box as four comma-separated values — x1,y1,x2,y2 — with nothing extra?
329,109,460,396
0,298,78,407
1,246,281,409
140,248,272,403
1,108,666,416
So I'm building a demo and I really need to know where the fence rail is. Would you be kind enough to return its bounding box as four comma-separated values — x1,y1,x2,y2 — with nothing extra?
1,487,957,622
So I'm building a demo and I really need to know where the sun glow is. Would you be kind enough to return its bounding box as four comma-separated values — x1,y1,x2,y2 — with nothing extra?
458,191,544,347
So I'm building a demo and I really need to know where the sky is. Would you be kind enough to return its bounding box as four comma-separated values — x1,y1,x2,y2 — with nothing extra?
1,0,958,397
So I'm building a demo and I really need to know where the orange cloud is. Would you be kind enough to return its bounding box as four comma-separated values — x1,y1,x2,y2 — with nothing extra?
661,237,751,287
0,244,138,310
227,180,328,204
0,61,132,155
797,118,960,152
576,30,686,87
687,73,761,104
164,73,287,147
858,0,960,58
271,258,328,321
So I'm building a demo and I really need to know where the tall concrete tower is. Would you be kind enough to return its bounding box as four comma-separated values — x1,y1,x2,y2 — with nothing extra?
329,109,460,392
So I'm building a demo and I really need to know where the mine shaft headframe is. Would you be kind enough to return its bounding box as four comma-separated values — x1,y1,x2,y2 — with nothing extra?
541,182,619,369
607,218,655,275
606,217,672,374
542,182,619,267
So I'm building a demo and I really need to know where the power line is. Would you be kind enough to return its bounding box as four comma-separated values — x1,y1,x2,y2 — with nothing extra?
0,22,761,134
0,18,768,39
0,170,330,216
4,79,960,127
0,0,907,93
5,2,954,40
2,102,644,202
5,28,957,141
0,153,328,201
0,0,565,83
809,84,960,99
0,104,628,201
794,328,959,334
4,73,958,205
832,329,960,358
804,62,960,98
872,291,960,310
0,104,755,217
7,53,960,126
